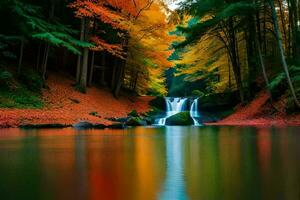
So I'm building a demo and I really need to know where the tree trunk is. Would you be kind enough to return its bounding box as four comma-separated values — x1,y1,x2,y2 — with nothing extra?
76,18,85,83
228,17,245,104
277,0,288,53
255,9,262,48
17,39,24,75
42,45,49,81
269,0,300,108
111,59,117,90
80,48,89,90
79,18,89,90
113,63,125,98
263,1,268,55
36,43,41,71
246,15,257,97
255,36,272,98
88,51,95,86
133,72,139,91
100,53,106,86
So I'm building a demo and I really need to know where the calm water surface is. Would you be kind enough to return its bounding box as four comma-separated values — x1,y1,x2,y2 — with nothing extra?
0,126,299,200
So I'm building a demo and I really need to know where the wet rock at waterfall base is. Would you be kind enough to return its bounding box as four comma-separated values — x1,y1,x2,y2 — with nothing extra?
165,112,194,126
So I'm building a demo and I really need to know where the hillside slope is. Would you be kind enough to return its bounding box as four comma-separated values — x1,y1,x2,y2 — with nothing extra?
0,73,152,128
209,91,300,127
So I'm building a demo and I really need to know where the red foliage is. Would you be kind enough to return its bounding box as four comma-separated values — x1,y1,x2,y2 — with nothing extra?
208,91,300,127
0,74,153,128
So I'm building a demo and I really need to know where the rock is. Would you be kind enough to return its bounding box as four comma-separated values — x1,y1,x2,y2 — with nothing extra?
165,111,194,126
93,124,106,129
73,121,106,129
73,121,95,129
107,123,126,129
20,124,70,129
125,117,147,126
144,117,154,125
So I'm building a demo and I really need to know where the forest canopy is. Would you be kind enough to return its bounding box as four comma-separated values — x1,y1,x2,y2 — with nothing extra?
0,0,300,111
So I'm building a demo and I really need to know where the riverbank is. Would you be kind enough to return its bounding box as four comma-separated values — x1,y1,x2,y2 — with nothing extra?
0,74,152,128
207,92,300,127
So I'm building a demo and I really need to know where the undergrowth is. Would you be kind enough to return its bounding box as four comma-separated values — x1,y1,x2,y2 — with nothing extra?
0,65,44,108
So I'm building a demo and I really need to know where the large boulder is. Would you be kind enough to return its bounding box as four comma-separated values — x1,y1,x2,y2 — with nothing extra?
165,111,194,126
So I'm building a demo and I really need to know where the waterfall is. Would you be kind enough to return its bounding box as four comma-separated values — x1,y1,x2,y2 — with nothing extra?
155,97,201,126
155,98,187,126
190,98,200,126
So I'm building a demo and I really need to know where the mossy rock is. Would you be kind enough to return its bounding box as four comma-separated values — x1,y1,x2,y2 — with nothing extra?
128,109,139,117
165,111,194,126
126,117,147,126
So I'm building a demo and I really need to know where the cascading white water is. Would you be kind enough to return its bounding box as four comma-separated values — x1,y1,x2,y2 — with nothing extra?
155,97,187,126
190,98,201,126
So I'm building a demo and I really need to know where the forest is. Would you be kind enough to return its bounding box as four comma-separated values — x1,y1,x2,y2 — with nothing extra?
0,0,300,127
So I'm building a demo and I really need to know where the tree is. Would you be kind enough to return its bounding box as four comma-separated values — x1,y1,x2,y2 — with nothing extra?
268,0,300,107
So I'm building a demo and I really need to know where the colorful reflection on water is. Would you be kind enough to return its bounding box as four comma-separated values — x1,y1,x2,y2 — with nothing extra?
0,126,299,200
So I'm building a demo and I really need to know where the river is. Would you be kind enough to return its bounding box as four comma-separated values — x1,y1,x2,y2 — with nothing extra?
0,126,299,200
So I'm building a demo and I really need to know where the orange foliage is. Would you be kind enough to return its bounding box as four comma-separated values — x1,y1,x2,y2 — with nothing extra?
70,0,178,94
0,74,153,128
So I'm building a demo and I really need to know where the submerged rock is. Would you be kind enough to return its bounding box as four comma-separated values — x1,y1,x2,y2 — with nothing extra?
165,111,194,126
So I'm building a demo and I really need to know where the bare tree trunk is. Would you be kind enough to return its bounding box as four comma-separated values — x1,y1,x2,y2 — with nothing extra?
228,17,245,103
277,0,288,52
36,43,41,71
88,51,95,86
263,1,268,55
80,48,89,90
133,72,139,91
76,18,85,83
17,39,24,75
255,36,271,97
42,45,49,81
100,53,106,86
114,63,125,98
79,18,89,90
228,54,232,89
111,59,117,90
269,0,300,107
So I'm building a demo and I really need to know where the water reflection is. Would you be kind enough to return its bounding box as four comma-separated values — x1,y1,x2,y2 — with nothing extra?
159,126,188,200
0,127,299,200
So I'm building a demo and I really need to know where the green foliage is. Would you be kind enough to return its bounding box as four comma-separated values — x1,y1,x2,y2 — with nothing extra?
0,70,14,88
32,32,93,55
18,69,43,93
0,65,43,108
0,34,21,59
192,90,204,97
177,1,257,48
0,87,43,108
268,72,285,91
128,110,139,117
269,65,300,109
9,0,93,55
